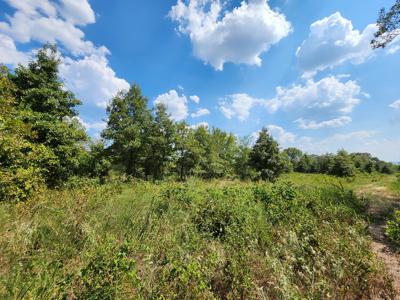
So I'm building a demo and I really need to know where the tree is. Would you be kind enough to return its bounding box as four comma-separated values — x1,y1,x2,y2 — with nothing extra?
0,65,59,201
175,122,201,181
9,45,87,187
79,140,111,183
234,136,256,180
283,147,303,170
329,150,356,177
372,0,400,49
144,104,176,180
249,128,284,181
102,84,153,178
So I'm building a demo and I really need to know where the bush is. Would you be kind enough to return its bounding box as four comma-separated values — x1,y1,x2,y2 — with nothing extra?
386,210,400,248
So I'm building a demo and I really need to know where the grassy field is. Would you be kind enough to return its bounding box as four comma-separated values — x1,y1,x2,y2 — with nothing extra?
0,173,398,299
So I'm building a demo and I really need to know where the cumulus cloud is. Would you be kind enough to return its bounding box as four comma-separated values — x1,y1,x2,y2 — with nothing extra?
59,0,95,26
0,0,129,110
0,0,98,55
296,12,376,77
189,95,200,103
295,116,352,130
169,0,291,70
271,76,362,124
190,122,209,129
75,116,106,131
59,54,130,108
0,33,29,66
389,99,400,110
191,108,210,118
266,125,296,144
219,93,265,121
220,76,362,127
154,90,189,121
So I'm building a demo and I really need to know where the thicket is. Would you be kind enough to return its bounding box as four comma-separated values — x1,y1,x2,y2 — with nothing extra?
0,179,395,298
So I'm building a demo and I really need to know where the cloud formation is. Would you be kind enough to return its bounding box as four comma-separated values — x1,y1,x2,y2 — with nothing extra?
169,0,291,70
295,116,352,130
0,0,98,55
0,33,29,66
219,93,265,121
219,76,362,129
154,90,189,121
191,108,210,118
389,99,400,110
296,12,376,77
60,54,130,108
0,0,129,109
271,76,362,126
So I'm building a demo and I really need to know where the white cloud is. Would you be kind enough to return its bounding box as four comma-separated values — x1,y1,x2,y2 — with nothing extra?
0,0,99,56
387,35,400,54
190,121,209,129
59,0,95,26
389,99,400,110
4,0,57,17
271,76,362,121
295,116,352,130
296,12,376,77
75,117,106,131
219,93,263,121
59,53,130,108
191,108,210,118
0,1,130,110
220,76,363,126
0,33,29,66
189,95,200,103
169,0,291,70
267,125,296,144
154,90,189,121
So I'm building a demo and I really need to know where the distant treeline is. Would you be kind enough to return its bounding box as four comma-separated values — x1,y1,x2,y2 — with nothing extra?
1,45,398,202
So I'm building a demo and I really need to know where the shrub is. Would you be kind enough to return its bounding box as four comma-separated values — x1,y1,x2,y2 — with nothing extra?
386,210,400,248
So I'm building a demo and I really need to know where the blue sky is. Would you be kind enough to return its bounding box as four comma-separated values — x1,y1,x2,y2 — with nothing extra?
1,0,400,161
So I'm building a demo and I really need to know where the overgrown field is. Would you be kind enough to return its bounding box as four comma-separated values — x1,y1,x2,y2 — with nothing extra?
0,174,396,299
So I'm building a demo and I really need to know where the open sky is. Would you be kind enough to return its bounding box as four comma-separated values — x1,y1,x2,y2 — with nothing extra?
1,0,400,161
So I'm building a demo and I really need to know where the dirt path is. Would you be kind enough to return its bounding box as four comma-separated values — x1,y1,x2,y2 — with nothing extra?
357,185,400,297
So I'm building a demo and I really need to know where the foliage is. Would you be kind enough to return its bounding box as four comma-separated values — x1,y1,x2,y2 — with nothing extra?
250,128,284,181
102,84,153,178
386,210,400,248
2,45,87,191
372,0,400,49
0,175,395,299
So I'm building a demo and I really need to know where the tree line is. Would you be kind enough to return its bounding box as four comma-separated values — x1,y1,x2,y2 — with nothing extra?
0,45,399,202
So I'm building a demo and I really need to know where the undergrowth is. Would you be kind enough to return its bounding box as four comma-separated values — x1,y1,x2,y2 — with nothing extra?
0,176,395,299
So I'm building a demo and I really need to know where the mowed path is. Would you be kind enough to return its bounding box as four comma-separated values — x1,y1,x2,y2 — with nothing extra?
357,184,400,298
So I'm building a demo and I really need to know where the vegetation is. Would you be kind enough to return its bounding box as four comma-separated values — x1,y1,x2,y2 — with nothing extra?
0,175,396,299
387,211,400,248
372,0,400,49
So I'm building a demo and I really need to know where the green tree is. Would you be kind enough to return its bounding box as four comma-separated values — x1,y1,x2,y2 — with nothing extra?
10,45,87,187
234,136,256,180
102,84,153,178
329,150,356,177
249,128,284,181
283,147,303,170
372,0,400,49
145,104,176,180
175,122,201,181
0,66,56,201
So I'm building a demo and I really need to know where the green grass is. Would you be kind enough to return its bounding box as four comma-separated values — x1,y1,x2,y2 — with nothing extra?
0,175,396,299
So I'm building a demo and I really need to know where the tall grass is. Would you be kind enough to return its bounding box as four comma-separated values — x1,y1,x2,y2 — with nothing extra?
0,177,395,299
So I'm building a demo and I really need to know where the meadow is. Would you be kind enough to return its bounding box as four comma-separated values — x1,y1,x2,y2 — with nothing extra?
1,173,398,299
